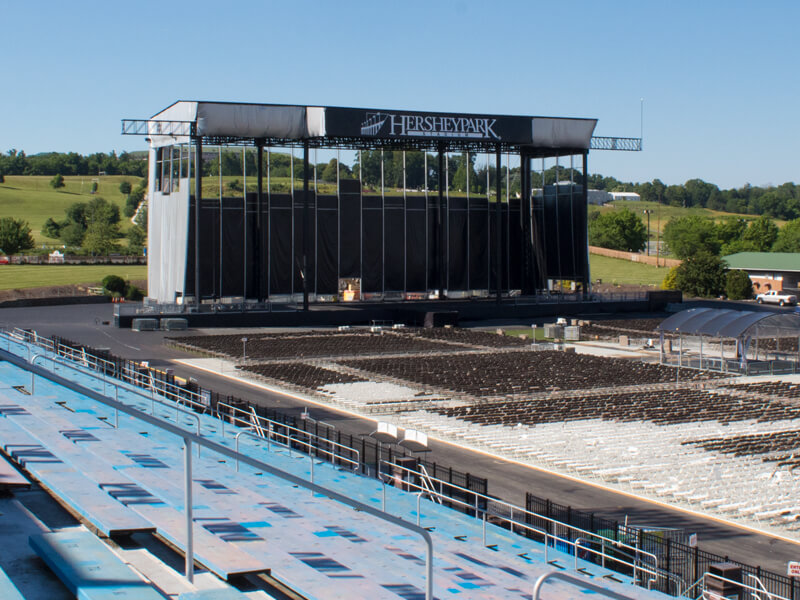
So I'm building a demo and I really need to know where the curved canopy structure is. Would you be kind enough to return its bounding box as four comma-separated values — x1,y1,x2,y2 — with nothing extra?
657,308,800,339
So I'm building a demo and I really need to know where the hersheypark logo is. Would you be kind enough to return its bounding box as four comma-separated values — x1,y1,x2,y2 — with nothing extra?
360,112,500,139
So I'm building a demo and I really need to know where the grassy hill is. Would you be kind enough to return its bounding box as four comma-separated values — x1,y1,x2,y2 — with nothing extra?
0,175,145,245
588,254,668,287
0,264,147,291
590,199,786,236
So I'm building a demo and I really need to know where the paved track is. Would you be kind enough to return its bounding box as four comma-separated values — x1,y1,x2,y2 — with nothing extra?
1,302,799,574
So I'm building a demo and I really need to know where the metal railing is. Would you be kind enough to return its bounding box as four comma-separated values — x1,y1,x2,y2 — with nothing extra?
382,460,671,590
680,572,791,600
217,401,359,469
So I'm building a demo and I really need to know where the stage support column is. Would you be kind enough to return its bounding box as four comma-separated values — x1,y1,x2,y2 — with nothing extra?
519,154,533,295
582,151,590,299
437,142,445,300
302,139,310,311
495,144,502,303
256,139,265,302
194,136,202,307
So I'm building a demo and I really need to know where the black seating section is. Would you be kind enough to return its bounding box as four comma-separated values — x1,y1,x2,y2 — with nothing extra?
724,381,800,399
686,429,800,457
434,387,800,427
341,351,714,397
240,363,366,389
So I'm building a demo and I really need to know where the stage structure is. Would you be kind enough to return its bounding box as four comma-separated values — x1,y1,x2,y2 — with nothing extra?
122,101,641,309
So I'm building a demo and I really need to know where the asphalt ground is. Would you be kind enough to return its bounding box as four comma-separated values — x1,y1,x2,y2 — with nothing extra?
1,301,799,575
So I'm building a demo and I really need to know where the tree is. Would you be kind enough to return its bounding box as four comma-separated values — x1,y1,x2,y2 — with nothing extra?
59,222,86,246
662,216,720,259
588,208,647,252
773,219,800,252
0,173,5,183
50,173,65,189
0,217,35,255
127,224,146,254
119,180,132,195
90,181,98,194
726,270,753,300
82,221,120,255
673,252,727,298
42,217,62,239
742,216,779,251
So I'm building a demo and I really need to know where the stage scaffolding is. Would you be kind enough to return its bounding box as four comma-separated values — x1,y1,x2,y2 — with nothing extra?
123,101,640,309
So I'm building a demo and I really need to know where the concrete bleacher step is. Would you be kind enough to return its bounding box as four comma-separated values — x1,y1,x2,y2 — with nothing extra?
178,590,251,600
0,411,155,537
29,527,166,600
0,448,30,490
0,566,25,600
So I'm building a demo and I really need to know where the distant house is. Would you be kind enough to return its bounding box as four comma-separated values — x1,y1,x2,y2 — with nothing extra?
724,252,800,292
608,191,640,202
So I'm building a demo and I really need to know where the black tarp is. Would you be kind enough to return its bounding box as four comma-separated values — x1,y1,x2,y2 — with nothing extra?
183,182,586,299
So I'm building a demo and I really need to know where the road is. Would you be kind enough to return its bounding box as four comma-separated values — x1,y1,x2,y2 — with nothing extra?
1,301,798,575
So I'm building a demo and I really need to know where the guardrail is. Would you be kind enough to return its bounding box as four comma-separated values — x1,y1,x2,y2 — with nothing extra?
381,460,675,591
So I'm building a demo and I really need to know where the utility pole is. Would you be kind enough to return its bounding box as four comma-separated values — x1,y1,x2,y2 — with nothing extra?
643,209,652,256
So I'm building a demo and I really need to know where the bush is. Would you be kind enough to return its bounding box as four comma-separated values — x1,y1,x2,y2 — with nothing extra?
124,283,144,301
102,274,126,295
673,252,727,298
661,266,679,290
50,173,65,189
726,269,753,300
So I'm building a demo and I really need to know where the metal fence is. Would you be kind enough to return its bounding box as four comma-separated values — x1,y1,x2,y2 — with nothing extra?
526,492,800,599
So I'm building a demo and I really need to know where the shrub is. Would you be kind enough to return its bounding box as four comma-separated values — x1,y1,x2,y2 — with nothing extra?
726,269,753,300
661,266,679,290
102,274,126,295
124,283,144,301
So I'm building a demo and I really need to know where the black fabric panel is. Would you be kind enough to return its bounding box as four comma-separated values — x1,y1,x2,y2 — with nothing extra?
316,195,338,294
447,197,468,291
221,198,245,297
469,197,489,291
200,199,219,299
428,196,440,292
362,195,382,292
339,191,361,278
384,196,405,291
184,196,196,298
405,196,427,292
243,192,258,299
508,200,523,290
269,194,292,294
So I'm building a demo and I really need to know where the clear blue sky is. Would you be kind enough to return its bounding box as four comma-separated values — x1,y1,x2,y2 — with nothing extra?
3,0,798,190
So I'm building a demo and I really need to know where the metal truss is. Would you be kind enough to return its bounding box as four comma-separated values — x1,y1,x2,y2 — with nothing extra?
121,118,641,154
589,136,642,151
121,119,194,137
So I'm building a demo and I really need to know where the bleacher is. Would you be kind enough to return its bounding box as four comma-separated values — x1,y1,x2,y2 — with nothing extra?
0,331,704,599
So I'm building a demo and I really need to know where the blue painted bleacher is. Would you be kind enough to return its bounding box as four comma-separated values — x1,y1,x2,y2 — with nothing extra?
0,339,674,600
0,566,25,600
29,527,165,600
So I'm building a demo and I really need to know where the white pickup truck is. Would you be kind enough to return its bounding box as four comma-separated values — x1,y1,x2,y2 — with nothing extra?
756,289,798,306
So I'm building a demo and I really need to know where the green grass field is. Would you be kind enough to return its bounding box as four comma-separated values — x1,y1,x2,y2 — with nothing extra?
0,175,145,244
589,253,668,287
0,265,147,291
590,200,783,235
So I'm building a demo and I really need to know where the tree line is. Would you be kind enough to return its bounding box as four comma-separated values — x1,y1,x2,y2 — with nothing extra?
4,148,796,220
0,149,147,177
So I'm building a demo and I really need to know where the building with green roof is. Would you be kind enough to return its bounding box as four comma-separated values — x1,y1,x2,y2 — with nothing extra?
724,252,800,292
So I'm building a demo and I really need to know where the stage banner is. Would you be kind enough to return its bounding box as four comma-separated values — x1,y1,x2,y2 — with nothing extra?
324,107,533,145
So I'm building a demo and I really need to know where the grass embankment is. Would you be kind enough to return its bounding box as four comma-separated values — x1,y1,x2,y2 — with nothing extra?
0,175,145,244
589,254,667,287
0,265,147,291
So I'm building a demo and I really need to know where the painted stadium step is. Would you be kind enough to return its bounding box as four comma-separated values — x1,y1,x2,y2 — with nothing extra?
0,401,271,580
29,527,166,600
178,589,252,600
0,447,30,490
0,566,25,600
0,414,155,536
